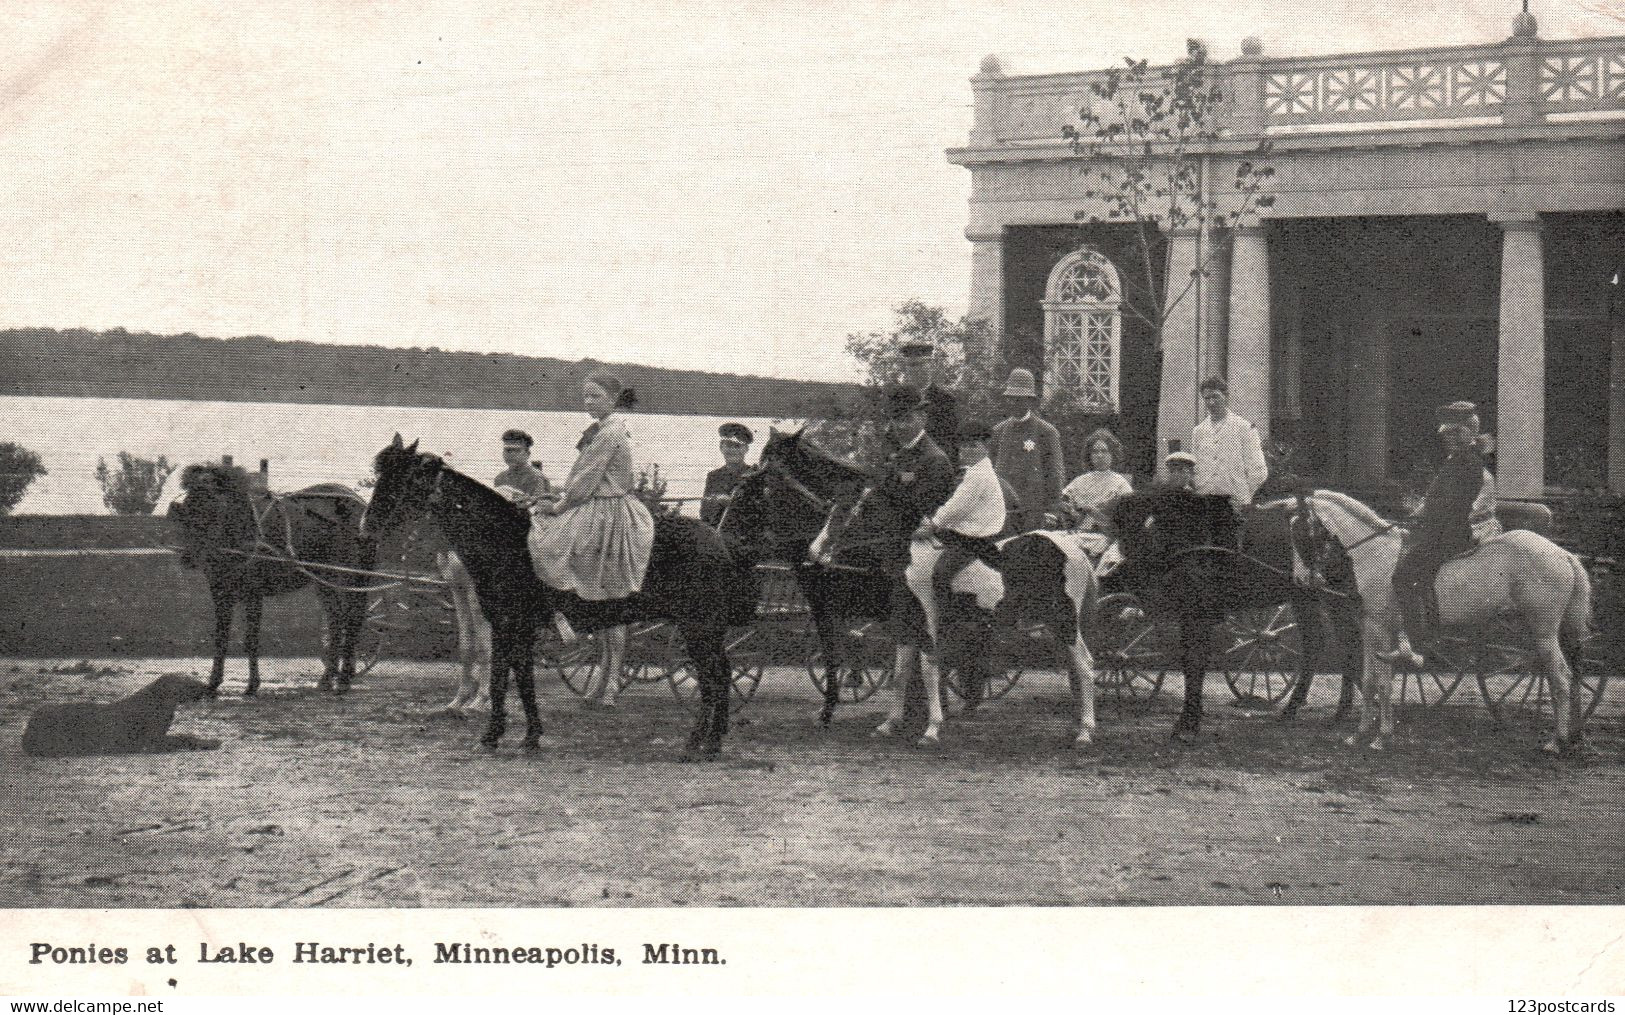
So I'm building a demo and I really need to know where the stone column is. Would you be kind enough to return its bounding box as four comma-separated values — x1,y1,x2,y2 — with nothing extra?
1494,213,1546,498
1157,227,1202,475
1346,297,1390,488
966,228,1005,363
1610,295,1625,494
969,56,1005,146
1202,227,1231,382
1227,223,1271,445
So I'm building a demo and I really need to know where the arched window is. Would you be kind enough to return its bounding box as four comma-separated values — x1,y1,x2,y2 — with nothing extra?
1042,247,1122,411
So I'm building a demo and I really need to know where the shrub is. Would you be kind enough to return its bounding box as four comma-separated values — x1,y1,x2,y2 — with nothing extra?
0,442,47,515
633,464,674,516
95,452,177,515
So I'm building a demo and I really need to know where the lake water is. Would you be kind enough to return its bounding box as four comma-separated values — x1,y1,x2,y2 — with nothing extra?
0,395,789,516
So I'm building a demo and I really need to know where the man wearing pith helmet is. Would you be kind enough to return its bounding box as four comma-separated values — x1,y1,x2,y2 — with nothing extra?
1380,400,1498,668
700,422,754,527
898,338,961,468
990,367,1064,533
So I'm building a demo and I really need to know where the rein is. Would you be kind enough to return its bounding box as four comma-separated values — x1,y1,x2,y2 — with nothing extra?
763,460,838,515
229,488,393,593
1162,542,1351,599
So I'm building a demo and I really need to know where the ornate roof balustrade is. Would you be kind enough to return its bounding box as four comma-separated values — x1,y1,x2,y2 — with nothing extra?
968,32,1625,148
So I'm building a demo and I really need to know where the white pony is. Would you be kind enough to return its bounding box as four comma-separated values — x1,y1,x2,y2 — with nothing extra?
1301,490,1592,753
428,549,492,715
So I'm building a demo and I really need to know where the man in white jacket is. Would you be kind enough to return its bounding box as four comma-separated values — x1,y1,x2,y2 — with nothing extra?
1191,376,1268,511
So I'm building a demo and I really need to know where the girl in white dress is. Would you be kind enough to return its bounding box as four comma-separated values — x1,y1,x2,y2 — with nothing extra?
529,373,655,706
1058,428,1133,529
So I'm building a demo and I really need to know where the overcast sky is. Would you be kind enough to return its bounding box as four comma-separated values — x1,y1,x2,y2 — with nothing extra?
2,0,1619,382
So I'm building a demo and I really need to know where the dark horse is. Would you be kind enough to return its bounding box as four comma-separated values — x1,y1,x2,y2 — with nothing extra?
168,463,375,695
719,428,892,726
362,436,759,760
728,428,1102,744
1103,487,1361,741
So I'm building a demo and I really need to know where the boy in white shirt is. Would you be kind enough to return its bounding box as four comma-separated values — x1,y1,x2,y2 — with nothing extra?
922,416,1006,621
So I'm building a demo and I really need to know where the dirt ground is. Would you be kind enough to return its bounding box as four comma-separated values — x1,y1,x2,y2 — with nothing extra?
2,656,1623,907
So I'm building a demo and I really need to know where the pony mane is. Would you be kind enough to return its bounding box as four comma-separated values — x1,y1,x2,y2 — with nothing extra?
1309,489,1392,529
180,462,252,499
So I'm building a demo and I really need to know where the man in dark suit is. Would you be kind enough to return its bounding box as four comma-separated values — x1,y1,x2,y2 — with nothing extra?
700,422,753,527
1380,401,1492,668
899,339,961,469
869,383,956,739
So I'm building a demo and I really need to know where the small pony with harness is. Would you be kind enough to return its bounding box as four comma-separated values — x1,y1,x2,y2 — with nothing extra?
168,464,376,695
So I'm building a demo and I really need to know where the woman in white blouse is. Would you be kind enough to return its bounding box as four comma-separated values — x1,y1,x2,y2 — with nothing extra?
1059,428,1133,529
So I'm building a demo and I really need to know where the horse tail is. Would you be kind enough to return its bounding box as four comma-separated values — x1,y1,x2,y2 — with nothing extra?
1561,550,1593,660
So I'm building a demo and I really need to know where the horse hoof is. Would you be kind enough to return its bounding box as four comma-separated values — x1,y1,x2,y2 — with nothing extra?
1170,724,1198,744
316,679,332,692
1342,734,1359,748
1073,731,1094,748
1369,738,1386,752
1277,707,1298,722
243,686,259,699
916,731,940,748
521,738,542,754
1542,740,1561,755
872,720,897,738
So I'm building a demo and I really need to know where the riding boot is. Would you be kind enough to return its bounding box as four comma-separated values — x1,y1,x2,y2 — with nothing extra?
1377,585,1429,669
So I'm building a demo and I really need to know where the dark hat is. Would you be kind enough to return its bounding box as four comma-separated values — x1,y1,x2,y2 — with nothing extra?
718,422,754,446
898,340,936,359
1435,400,1480,431
957,415,994,444
879,383,925,420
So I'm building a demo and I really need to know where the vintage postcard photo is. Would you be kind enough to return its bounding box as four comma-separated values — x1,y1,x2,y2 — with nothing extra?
1,0,1623,998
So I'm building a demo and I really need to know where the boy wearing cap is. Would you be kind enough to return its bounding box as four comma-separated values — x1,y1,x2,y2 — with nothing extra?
990,368,1064,533
494,429,552,503
701,423,754,527
922,416,1006,627
1380,400,1496,668
1163,451,1198,490
899,340,961,468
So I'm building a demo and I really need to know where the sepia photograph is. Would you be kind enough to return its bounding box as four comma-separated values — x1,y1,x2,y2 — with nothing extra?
1,1,1624,993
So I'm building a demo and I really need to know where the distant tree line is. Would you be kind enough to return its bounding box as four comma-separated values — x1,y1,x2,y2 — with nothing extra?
0,328,861,418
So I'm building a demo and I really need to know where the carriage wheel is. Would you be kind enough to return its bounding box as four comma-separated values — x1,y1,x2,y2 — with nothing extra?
806,621,893,703
940,622,1029,703
357,582,418,676
624,621,682,685
668,630,763,715
1472,622,1610,726
1089,593,1169,703
1218,604,1303,706
1387,635,1471,708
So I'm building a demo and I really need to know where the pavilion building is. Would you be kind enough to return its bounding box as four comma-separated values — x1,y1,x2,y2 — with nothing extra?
948,10,1624,498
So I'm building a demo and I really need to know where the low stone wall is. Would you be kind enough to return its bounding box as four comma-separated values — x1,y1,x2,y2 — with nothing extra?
0,515,453,660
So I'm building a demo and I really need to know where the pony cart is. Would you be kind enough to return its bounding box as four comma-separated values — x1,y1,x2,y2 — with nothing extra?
539,560,812,714
357,515,460,675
